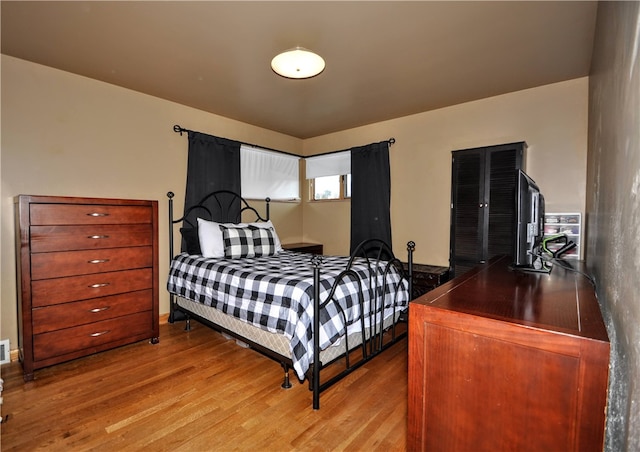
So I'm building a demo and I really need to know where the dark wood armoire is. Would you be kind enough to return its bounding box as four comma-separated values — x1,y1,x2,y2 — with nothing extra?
449,142,526,277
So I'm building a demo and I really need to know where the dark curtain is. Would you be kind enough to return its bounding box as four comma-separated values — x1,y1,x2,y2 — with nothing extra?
350,141,392,254
183,130,241,227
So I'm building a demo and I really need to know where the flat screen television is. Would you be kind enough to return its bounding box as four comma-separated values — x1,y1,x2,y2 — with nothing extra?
513,169,546,270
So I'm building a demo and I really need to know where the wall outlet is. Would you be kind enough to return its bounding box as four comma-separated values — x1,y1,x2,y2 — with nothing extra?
0,339,10,364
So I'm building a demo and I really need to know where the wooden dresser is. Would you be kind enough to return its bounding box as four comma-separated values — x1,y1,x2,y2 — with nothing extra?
408,255,610,452
15,195,159,381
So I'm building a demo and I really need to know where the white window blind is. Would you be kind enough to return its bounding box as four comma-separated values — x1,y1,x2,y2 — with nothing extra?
240,144,300,200
305,151,351,179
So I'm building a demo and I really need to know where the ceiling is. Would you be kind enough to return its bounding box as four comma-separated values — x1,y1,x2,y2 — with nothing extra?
1,1,598,139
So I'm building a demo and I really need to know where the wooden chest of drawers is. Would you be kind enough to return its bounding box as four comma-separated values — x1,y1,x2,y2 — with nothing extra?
15,195,159,381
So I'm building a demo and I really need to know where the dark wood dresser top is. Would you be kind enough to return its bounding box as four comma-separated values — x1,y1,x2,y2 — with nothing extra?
411,255,609,342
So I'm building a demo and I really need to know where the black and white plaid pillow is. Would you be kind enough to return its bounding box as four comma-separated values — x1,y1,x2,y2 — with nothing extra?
251,225,277,257
220,226,256,258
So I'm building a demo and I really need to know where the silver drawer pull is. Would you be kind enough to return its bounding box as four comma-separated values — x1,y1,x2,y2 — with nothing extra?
89,306,111,313
87,212,109,217
88,235,109,239
88,259,110,264
88,283,110,288
89,330,110,337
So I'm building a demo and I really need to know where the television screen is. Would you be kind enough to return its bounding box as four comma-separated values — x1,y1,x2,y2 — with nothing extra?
513,170,545,269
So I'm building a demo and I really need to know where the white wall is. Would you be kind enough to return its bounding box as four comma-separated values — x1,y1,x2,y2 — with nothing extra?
1,55,303,347
303,78,589,265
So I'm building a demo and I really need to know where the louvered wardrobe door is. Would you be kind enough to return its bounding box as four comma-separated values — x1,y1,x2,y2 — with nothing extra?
450,142,525,278
450,150,484,278
486,149,520,258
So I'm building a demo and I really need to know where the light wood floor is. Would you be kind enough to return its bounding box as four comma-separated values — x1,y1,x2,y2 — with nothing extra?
0,319,408,451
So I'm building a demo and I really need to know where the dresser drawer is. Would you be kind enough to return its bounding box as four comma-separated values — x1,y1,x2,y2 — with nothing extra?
31,268,152,307
30,204,152,226
32,290,153,334
31,246,153,280
33,311,153,361
30,224,152,252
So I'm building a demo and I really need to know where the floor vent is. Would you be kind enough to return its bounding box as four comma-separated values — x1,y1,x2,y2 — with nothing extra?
0,340,10,364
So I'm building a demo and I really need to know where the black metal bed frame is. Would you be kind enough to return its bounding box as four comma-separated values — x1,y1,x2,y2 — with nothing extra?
167,190,414,409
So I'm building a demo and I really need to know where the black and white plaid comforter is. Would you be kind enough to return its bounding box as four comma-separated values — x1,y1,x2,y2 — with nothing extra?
167,250,409,380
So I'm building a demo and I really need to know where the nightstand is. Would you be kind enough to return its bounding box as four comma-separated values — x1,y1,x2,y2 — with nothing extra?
282,242,323,255
403,263,450,299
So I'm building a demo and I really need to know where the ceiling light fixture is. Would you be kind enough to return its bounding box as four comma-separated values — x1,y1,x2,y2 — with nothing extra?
271,47,325,79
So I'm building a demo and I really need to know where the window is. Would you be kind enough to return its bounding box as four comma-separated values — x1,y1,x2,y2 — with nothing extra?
241,145,300,200
312,175,351,200
306,151,351,201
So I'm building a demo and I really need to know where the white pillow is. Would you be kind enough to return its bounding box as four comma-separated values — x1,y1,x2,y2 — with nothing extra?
197,218,283,257
197,218,237,258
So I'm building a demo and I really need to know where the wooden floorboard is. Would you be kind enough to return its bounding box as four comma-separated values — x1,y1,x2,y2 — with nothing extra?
0,319,408,451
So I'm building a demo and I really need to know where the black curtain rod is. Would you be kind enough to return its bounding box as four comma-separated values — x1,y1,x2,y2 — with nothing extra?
173,124,302,158
173,124,395,159
311,137,396,159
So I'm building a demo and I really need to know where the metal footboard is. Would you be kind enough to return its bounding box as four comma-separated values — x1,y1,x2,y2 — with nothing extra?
310,239,414,409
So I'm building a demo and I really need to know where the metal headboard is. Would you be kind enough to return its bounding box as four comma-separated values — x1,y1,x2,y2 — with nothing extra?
167,189,270,253
166,190,271,322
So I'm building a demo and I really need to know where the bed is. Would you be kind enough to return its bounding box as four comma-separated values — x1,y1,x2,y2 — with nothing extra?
166,190,414,409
